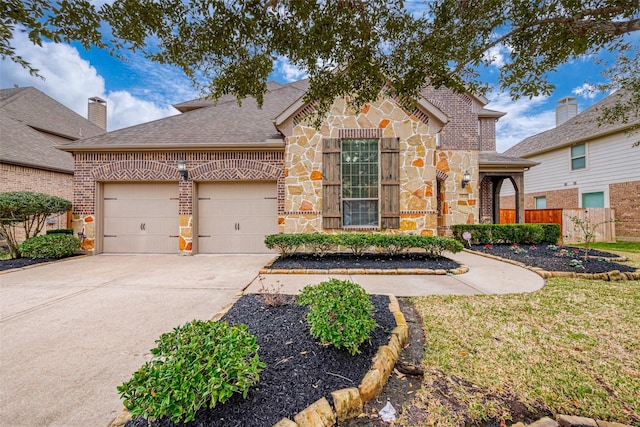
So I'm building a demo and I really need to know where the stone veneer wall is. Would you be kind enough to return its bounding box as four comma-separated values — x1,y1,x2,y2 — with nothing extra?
72,151,284,254
610,180,640,240
0,163,73,241
282,97,478,236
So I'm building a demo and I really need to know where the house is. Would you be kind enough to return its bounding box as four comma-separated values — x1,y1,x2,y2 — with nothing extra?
59,80,535,254
0,87,106,232
501,90,640,241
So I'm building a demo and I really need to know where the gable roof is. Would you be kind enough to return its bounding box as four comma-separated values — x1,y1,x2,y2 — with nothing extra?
61,81,310,152
0,87,106,173
505,89,639,158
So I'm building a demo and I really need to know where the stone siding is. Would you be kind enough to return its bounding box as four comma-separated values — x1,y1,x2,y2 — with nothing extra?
282,97,478,236
610,180,640,240
72,152,284,254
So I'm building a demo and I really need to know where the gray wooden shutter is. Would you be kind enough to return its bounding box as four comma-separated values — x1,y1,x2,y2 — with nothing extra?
380,137,400,229
322,138,342,229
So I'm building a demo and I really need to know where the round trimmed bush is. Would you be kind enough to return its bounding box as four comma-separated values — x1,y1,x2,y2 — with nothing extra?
297,278,378,355
19,234,80,259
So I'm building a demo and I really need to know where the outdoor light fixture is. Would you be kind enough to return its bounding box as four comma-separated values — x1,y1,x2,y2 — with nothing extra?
177,159,189,181
461,170,471,189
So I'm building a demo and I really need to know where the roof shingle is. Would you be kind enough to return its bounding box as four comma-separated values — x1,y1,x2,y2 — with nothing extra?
62,80,310,151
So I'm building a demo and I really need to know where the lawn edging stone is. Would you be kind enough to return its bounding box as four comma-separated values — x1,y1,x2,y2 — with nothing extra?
273,294,408,427
512,414,634,427
464,248,640,281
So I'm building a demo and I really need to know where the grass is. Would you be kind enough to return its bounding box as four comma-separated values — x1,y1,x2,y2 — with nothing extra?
401,248,640,426
573,241,640,254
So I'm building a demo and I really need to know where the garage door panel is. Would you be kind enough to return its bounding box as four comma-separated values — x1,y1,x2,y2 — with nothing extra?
104,218,178,235
103,183,179,254
104,235,178,254
198,182,278,253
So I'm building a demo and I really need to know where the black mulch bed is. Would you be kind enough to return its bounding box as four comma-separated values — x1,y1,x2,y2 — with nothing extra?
0,255,78,271
268,252,460,271
468,243,636,274
126,293,396,427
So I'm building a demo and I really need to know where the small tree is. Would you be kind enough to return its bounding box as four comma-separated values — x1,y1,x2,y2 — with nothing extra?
0,192,72,258
569,213,619,261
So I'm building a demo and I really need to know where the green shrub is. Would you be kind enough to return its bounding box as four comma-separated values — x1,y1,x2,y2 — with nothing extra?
117,320,264,423
19,234,80,259
539,223,561,244
0,191,72,258
451,224,550,245
370,234,415,256
264,234,304,258
302,233,337,257
45,228,74,235
336,233,371,256
414,235,464,258
297,279,378,355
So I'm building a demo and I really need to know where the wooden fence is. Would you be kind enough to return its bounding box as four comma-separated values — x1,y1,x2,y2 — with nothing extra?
498,208,616,243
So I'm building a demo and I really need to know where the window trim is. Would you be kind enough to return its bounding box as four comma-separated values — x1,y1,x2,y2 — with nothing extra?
322,134,399,230
534,196,547,209
570,143,586,171
341,138,381,228
581,191,605,208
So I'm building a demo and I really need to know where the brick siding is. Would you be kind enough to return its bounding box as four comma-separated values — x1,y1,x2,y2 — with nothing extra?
500,188,579,210
73,151,284,216
610,180,640,240
422,87,481,150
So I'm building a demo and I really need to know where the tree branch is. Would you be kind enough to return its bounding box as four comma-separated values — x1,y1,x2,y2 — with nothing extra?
446,6,640,78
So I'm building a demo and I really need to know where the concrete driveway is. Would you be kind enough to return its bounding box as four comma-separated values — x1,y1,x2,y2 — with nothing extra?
0,254,272,427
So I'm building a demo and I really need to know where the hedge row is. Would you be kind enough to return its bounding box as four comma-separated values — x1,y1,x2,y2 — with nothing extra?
264,233,463,258
45,228,74,235
451,223,561,245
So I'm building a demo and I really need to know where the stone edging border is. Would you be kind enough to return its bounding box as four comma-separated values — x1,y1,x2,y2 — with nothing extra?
272,294,407,427
260,256,468,275
514,414,634,427
108,293,407,427
464,249,640,281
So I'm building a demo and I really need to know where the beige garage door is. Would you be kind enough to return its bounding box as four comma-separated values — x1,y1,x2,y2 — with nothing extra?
198,181,278,253
103,183,179,253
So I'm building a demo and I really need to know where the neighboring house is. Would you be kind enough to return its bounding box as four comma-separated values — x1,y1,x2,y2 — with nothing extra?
0,87,106,234
501,90,640,241
59,80,534,254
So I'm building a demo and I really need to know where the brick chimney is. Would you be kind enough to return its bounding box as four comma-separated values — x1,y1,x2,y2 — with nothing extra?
556,97,577,126
88,96,107,130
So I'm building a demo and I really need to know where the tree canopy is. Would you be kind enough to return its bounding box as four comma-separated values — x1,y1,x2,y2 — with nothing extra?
2,0,639,118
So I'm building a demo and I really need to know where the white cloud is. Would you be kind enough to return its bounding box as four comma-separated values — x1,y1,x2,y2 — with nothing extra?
572,82,598,99
105,91,178,130
489,92,556,153
483,45,510,68
0,30,180,131
273,56,308,83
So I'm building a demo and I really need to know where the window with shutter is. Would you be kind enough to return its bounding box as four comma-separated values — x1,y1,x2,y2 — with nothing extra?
322,136,400,229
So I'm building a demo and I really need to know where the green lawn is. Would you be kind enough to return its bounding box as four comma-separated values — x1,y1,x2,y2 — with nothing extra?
401,249,640,426
574,241,640,254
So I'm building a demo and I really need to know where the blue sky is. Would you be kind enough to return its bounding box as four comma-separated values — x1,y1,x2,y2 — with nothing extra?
0,9,634,152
